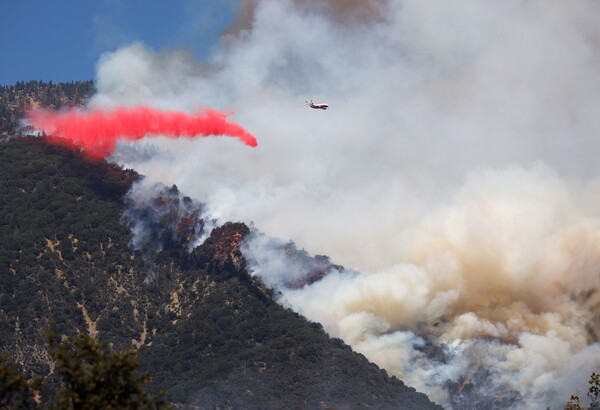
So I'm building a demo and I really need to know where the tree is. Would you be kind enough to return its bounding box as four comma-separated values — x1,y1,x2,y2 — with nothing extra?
46,329,169,409
0,352,41,409
0,330,169,409
564,372,600,410
590,373,600,409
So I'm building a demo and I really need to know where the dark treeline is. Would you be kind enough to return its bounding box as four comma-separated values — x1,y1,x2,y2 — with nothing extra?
0,80,94,136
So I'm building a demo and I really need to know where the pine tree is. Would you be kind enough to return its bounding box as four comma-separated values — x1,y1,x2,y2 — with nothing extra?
0,330,170,409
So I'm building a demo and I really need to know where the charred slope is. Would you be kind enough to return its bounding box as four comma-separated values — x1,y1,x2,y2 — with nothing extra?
0,138,441,409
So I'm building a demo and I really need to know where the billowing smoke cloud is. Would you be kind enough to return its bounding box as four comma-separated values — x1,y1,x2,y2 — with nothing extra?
252,163,600,407
86,0,600,408
28,106,257,159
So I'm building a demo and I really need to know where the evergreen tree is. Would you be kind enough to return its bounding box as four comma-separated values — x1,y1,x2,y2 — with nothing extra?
0,330,169,409
0,353,41,409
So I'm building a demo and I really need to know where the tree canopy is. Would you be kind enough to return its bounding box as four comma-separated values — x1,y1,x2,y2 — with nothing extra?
0,329,169,409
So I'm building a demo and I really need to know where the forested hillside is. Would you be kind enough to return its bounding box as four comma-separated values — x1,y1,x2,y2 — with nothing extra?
0,80,93,136
0,132,441,407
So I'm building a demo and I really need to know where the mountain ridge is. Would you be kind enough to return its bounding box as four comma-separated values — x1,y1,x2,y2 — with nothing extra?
0,133,441,408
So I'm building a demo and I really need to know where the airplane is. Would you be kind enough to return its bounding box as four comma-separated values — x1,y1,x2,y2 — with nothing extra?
306,99,329,110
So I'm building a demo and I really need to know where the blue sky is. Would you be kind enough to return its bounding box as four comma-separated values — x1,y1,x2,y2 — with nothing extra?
0,0,238,85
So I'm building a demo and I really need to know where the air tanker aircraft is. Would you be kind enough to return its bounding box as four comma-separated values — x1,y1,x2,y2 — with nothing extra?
306,99,329,110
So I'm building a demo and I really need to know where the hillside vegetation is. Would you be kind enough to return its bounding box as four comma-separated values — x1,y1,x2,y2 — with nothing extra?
0,80,93,137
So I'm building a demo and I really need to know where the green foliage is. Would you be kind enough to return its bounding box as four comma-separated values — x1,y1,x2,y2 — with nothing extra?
0,352,41,409
590,373,600,409
46,329,169,409
564,372,600,410
0,331,168,410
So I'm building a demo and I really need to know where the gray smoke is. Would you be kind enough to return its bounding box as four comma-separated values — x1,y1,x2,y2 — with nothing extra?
122,178,215,281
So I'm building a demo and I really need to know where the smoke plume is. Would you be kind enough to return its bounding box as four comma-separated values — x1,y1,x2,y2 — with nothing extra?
253,163,600,407
27,106,257,159
121,178,215,282
79,0,600,408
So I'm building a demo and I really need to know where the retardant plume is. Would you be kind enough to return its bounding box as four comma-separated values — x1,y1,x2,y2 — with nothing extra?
27,106,258,159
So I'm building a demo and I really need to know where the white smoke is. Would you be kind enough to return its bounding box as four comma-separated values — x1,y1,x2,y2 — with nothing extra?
91,0,600,408
272,163,600,407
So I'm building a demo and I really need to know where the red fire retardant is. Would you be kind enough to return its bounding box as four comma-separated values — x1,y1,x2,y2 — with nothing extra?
28,106,258,159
